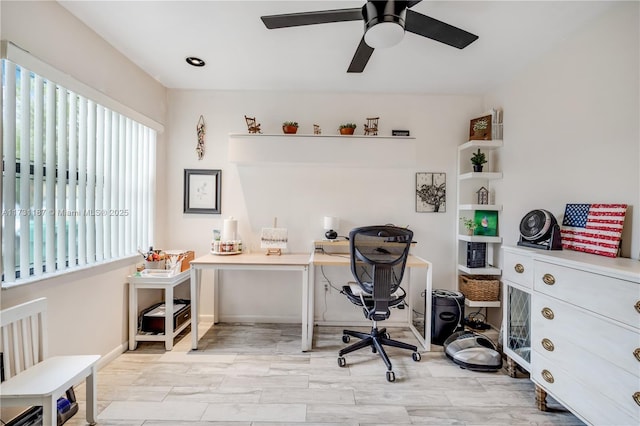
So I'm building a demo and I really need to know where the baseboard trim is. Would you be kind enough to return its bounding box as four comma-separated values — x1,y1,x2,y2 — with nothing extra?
98,342,127,370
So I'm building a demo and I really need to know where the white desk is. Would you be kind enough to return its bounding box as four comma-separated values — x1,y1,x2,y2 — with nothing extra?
128,269,191,351
189,253,312,351
310,240,433,350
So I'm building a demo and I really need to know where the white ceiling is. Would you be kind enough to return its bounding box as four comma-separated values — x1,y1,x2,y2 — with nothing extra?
59,1,615,95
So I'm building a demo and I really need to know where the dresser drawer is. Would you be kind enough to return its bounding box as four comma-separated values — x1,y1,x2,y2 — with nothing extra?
531,354,639,426
531,331,640,419
532,294,640,378
503,250,533,288
534,260,640,329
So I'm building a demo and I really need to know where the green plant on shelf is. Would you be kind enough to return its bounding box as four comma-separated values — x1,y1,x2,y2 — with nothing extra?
470,149,487,166
460,217,477,234
339,123,357,129
282,121,299,127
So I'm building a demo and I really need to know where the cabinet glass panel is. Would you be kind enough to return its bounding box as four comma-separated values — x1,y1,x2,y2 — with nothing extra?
507,285,530,362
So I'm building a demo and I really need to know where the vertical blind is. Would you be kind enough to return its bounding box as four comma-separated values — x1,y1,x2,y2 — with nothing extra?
1,58,156,285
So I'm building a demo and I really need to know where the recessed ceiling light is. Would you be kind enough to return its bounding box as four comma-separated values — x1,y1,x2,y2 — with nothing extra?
186,57,206,67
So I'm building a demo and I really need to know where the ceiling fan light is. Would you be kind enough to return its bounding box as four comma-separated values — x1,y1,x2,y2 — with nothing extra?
365,22,405,48
362,0,407,48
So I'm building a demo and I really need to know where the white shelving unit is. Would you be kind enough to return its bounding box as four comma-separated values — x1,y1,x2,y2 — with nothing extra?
456,138,503,308
228,133,416,167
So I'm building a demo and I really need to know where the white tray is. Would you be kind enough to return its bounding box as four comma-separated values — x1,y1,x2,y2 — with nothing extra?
210,250,242,256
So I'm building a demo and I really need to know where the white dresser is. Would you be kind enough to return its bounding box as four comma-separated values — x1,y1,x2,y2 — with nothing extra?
502,246,640,425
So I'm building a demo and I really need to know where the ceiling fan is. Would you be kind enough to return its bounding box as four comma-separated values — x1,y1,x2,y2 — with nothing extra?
261,0,478,73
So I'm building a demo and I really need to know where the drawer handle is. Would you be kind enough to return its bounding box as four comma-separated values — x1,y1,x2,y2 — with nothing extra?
514,263,525,274
635,301,640,314
541,338,555,352
541,307,555,320
634,348,640,362
542,273,556,286
634,392,640,407
541,369,554,384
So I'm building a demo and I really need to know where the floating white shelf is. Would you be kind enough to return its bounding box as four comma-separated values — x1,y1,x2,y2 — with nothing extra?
457,235,502,243
465,299,501,308
457,264,502,275
458,139,503,151
228,133,416,167
458,172,503,181
458,204,502,211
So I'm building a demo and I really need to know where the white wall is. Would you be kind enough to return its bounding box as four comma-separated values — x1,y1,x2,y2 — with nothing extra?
485,1,639,260
0,1,168,359
165,90,482,323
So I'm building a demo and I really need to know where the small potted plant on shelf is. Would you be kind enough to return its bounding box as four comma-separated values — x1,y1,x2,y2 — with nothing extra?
471,148,487,172
282,121,299,134
460,217,477,235
338,123,357,135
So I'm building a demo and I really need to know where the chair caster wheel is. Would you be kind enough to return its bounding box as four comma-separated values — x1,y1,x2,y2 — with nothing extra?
342,335,350,344
412,352,421,362
338,357,346,367
372,347,377,353
386,371,396,382
384,333,390,339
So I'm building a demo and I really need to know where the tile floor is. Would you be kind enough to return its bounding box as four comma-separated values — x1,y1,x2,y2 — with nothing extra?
66,323,583,425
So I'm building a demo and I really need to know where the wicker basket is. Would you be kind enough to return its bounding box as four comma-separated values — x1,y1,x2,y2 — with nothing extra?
458,275,500,301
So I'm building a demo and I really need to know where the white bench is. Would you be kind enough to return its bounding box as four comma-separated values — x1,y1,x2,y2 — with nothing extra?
0,297,100,425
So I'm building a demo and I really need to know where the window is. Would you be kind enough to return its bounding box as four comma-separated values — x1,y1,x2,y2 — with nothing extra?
1,50,157,286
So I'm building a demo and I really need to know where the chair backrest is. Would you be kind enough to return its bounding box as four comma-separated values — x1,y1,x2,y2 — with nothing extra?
0,298,48,381
349,226,413,320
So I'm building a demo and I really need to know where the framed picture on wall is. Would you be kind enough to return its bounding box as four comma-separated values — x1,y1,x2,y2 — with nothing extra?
416,172,446,212
183,169,221,214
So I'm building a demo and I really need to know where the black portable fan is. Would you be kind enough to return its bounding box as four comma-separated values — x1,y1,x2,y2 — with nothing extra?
517,209,562,250
260,0,478,73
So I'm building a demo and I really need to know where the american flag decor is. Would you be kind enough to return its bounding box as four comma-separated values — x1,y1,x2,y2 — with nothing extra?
560,203,627,257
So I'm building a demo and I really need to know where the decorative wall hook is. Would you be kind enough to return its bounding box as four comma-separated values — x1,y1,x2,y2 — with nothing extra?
196,115,205,160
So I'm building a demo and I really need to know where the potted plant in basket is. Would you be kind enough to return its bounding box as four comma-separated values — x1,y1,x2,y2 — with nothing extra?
471,149,487,172
460,217,477,235
282,121,299,134
338,123,357,135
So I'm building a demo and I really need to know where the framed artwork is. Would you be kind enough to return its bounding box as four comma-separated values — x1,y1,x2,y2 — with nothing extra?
560,203,627,258
183,169,221,214
416,172,446,212
473,210,498,236
469,115,492,140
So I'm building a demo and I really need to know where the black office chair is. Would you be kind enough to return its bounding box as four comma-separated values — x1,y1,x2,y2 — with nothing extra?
338,225,421,382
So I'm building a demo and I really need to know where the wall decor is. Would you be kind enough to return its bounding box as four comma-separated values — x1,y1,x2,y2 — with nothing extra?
244,115,262,133
313,124,321,134
183,169,221,214
196,115,205,160
363,117,379,135
473,210,498,236
560,203,627,257
469,115,492,140
416,172,446,212
476,186,489,204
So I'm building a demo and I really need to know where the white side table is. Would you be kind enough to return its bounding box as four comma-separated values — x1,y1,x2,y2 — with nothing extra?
128,269,191,350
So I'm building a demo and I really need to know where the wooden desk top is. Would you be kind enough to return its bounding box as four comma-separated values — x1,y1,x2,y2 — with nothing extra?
191,252,311,267
312,252,429,268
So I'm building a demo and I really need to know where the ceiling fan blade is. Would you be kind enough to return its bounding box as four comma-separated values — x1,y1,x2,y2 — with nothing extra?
261,8,362,29
405,9,478,49
347,37,375,73
406,0,423,8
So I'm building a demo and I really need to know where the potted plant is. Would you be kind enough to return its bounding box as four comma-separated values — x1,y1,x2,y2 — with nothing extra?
339,123,357,135
460,217,477,235
282,121,299,134
471,148,487,172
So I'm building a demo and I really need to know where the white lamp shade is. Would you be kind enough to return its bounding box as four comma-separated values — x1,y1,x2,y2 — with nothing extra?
364,22,405,48
323,216,340,231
